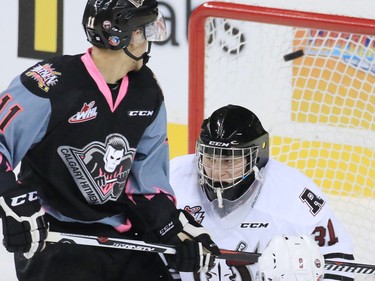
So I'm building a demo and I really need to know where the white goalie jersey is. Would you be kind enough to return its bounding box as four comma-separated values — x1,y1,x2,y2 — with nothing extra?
170,154,354,281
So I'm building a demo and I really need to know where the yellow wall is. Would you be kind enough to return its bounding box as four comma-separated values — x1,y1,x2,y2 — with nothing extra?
167,123,188,159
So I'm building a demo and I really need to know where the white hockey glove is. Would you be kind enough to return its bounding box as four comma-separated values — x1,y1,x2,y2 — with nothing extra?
0,185,48,259
157,209,220,273
257,235,325,281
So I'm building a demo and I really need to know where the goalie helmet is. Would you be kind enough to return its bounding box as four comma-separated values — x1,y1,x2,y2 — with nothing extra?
82,0,167,50
196,104,269,215
257,235,325,281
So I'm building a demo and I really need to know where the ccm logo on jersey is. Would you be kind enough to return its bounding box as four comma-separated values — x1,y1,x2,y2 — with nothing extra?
240,222,269,228
11,191,38,207
128,111,153,116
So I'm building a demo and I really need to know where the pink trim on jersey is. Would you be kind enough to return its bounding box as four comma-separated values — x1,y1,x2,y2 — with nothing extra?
114,218,132,233
0,153,12,171
81,49,129,112
125,181,177,205
145,187,177,205
114,78,129,110
125,180,137,205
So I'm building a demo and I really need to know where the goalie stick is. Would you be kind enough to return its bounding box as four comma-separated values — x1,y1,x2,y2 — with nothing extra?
46,231,375,275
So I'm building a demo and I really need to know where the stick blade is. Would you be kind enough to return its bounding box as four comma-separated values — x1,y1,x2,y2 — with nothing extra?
219,249,261,264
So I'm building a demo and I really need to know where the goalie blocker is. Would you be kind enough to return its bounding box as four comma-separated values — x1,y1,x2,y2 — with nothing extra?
257,235,325,281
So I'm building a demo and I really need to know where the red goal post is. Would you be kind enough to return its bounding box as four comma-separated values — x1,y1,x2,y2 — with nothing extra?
188,1,375,264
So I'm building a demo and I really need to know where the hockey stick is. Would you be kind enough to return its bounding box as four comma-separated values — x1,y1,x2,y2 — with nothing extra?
46,231,261,263
324,260,375,275
46,231,375,275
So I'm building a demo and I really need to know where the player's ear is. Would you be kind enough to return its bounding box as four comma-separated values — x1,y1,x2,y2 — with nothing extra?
130,29,146,45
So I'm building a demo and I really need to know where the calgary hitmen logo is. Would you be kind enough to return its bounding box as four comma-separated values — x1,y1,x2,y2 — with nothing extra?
58,134,136,204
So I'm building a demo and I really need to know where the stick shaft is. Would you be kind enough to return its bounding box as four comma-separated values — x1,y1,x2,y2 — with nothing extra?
46,231,374,275
46,231,261,262
325,260,375,275
46,231,176,254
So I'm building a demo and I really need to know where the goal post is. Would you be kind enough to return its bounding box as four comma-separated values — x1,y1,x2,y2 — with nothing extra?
188,1,375,264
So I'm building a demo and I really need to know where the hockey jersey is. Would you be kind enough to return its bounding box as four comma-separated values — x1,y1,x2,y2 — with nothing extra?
170,154,354,281
0,48,176,235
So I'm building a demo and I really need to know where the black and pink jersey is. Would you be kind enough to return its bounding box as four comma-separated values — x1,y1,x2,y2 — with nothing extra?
0,48,176,234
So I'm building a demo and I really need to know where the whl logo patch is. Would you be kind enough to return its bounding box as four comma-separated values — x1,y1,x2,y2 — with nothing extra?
69,101,98,123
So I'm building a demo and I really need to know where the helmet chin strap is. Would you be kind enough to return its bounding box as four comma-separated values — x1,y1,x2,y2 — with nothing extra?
123,42,152,65
253,166,264,183
215,165,264,210
216,188,224,209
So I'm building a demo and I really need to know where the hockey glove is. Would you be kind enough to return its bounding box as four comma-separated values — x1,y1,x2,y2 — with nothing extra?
169,239,217,273
257,235,325,281
157,209,220,273
0,186,48,259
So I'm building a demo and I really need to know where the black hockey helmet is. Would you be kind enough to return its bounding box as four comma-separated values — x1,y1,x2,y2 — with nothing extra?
196,105,269,212
82,0,166,50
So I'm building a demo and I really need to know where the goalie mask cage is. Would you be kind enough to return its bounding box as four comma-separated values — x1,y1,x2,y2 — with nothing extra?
188,1,375,265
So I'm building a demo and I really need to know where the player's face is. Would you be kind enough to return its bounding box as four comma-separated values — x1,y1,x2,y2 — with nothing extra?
128,30,148,55
202,153,247,183
125,29,149,70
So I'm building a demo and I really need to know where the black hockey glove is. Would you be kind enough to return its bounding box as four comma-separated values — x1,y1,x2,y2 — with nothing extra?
0,186,48,259
156,209,220,273
168,239,217,273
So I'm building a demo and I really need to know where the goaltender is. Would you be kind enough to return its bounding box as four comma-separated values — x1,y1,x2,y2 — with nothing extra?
170,104,355,281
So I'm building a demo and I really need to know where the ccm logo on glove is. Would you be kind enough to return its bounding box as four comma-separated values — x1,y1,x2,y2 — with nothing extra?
11,191,38,206
158,210,220,273
0,186,48,259
159,221,175,237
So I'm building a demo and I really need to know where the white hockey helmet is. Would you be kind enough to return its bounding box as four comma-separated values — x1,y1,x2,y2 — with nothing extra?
257,235,325,281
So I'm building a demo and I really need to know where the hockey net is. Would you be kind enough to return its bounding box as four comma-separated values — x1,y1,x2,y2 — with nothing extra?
188,2,375,265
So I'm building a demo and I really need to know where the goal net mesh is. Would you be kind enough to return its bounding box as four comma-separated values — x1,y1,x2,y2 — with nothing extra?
189,2,375,265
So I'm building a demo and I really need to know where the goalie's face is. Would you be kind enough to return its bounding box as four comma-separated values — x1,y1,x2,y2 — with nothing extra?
201,152,248,185
196,104,270,215
196,143,258,199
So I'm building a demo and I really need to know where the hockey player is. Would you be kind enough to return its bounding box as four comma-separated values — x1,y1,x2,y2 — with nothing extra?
170,104,355,281
0,1,219,280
